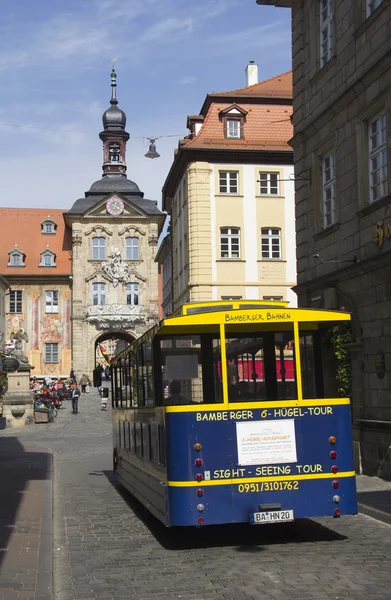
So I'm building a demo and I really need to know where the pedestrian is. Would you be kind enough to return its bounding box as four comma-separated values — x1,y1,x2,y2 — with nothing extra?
79,374,88,394
70,368,76,384
105,365,111,380
72,385,81,414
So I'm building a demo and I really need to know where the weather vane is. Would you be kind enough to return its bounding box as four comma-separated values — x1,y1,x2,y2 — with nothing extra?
111,57,118,64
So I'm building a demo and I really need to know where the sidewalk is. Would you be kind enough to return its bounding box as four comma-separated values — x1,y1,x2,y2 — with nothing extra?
0,436,52,600
356,473,391,526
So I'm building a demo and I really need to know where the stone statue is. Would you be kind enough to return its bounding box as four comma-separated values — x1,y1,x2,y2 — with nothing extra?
10,329,29,364
102,247,129,287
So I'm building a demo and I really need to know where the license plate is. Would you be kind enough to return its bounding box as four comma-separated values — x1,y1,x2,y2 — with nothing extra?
250,509,294,524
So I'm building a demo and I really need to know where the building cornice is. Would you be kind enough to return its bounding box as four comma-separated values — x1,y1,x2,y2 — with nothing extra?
3,274,72,286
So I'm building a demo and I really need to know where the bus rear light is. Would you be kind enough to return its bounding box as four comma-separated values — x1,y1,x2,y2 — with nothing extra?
197,504,205,512
194,443,202,452
330,451,337,459
333,495,340,504
198,517,205,525
196,489,204,497
329,436,337,444
332,480,339,489
331,465,338,474
195,473,203,482
195,458,202,467
334,508,341,517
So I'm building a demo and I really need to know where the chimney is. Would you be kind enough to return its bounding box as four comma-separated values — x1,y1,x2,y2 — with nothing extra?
245,61,258,87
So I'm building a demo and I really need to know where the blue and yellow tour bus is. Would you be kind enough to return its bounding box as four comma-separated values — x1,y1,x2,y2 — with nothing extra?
111,300,357,527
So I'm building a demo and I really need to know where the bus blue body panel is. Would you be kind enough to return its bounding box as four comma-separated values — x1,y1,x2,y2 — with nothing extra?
166,404,357,527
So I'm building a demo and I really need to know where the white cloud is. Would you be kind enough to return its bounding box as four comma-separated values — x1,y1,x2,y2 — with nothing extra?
178,76,197,85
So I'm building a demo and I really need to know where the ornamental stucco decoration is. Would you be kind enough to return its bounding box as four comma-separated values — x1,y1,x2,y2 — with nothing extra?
86,304,146,330
102,247,129,287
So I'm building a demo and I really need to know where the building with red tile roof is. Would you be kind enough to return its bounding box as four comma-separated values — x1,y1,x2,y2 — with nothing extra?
160,63,296,312
0,209,72,276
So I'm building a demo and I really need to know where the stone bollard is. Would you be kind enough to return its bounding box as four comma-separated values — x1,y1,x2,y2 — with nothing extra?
2,364,35,427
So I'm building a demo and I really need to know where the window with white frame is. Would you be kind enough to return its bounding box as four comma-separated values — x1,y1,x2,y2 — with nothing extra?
322,152,336,227
259,172,279,195
45,290,59,313
320,0,333,68
126,282,139,305
92,237,106,260
126,237,139,260
39,251,56,267
220,227,240,259
8,251,24,267
261,228,281,259
369,112,388,203
219,171,239,194
45,343,59,363
227,120,240,139
9,290,22,313
92,282,106,306
367,0,383,16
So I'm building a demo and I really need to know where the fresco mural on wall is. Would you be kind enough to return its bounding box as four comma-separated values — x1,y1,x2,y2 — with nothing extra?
40,315,63,343
6,315,25,342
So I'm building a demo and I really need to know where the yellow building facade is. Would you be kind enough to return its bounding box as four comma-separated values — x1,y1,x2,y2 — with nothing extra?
162,67,296,312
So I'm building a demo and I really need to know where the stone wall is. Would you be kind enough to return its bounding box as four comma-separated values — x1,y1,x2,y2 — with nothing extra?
291,0,391,476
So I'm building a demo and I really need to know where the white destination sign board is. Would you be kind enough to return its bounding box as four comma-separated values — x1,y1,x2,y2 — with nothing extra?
236,419,297,466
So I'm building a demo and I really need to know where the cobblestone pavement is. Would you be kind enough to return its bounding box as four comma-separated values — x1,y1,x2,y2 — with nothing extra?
2,387,391,600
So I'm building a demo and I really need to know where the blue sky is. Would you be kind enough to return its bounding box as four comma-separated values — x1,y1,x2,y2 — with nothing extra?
0,0,291,210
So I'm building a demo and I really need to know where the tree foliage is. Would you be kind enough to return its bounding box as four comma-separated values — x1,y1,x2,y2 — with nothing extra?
326,323,355,397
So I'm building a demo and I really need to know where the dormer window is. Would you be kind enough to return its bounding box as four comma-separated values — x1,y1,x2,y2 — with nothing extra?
39,248,56,267
219,104,247,140
8,247,25,268
41,218,57,235
227,119,241,139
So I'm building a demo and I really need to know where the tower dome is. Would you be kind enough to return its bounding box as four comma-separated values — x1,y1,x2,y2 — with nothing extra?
102,67,126,130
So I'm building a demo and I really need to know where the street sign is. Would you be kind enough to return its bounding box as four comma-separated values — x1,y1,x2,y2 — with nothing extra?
1,357,20,373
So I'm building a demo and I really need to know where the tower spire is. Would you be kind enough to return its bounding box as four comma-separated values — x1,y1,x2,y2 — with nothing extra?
100,64,130,178
110,66,118,106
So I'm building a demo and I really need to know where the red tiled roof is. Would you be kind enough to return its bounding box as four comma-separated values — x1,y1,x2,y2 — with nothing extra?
183,103,293,152
0,208,71,276
208,71,292,99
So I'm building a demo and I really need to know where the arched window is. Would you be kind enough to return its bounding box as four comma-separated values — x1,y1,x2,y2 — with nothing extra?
126,282,139,306
41,219,57,234
92,282,106,306
220,227,240,259
261,228,281,260
92,237,106,260
8,248,25,267
39,249,56,267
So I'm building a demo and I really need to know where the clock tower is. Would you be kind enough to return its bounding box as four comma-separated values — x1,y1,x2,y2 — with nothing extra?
65,68,165,380
99,67,130,178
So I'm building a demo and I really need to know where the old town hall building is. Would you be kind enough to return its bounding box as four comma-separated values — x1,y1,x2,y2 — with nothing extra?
0,69,164,379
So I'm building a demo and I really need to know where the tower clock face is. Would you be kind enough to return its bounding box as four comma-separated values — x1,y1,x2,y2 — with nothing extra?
106,196,124,215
